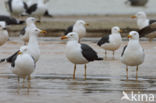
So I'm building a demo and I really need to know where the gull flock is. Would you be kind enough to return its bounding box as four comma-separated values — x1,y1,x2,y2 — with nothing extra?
0,0,155,88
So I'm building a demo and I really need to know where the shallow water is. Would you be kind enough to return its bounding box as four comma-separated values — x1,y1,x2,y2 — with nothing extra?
0,37,156,103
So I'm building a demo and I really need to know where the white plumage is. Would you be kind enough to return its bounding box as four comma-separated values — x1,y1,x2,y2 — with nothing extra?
64,20,89,43
121,31,145,79
0,21,9,46
132,11,150,29
5,0,26,16
32,0,47,17
97,26,122,57
12,46,35,78
26,27,43,63
73,20,87,41
20,17,37,44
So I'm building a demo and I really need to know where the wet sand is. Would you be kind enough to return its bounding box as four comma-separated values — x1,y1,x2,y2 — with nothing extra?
0,37,156,103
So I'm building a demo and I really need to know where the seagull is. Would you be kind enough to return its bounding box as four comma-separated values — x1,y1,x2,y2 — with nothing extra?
131,11,156,29
0,15,24,25
64,20,89,43
19,17,37,45
26,27,47,63
22,0,47,21
0,46,35,86
97,26,122,58
121,31,145,80
61,32,103,79
0,21,9,46
5,0,27,17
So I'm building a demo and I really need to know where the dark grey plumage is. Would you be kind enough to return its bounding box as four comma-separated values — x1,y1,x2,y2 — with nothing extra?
8,0,13,13
0,15,24,25
149,20,156,25
125,0,148,6
64,25,73,35
0,50,36,68
97,35,109,46
138,23,156,37
121,45,127,57
25,3,37,15
23,1,28,10
0,50,19,67
81,44,103,62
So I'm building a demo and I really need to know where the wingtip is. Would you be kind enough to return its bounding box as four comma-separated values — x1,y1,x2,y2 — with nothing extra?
97,41,101,46
97,57,103,60
19,21,25,24
0,59,6,63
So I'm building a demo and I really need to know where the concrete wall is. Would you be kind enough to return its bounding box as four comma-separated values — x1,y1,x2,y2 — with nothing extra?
0,0,156,15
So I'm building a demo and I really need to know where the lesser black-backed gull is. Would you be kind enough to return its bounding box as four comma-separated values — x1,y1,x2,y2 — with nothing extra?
97,26,122,58
121,31,145,80
61,32,103,79
0,46,35,87
64,20,89,43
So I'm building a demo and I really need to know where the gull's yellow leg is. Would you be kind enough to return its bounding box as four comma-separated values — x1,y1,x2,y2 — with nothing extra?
104,50,107,59
27,75,31,88
18,76,20,83
73,64,76,79
136,66,138,80
22,76,26,88
113,51,115,57
126,66,128,80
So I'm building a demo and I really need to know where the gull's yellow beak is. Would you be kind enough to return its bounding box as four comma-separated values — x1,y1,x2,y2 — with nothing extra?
131,15,136,19
119,30,123,33
61,35,68,40
40,30,47,34
85,23,89,26
18,51,22,55
128,34,132,38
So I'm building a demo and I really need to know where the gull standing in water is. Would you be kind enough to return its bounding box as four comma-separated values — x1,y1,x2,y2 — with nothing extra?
97,26,122,58
61,32,103,79
121,31,145,80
